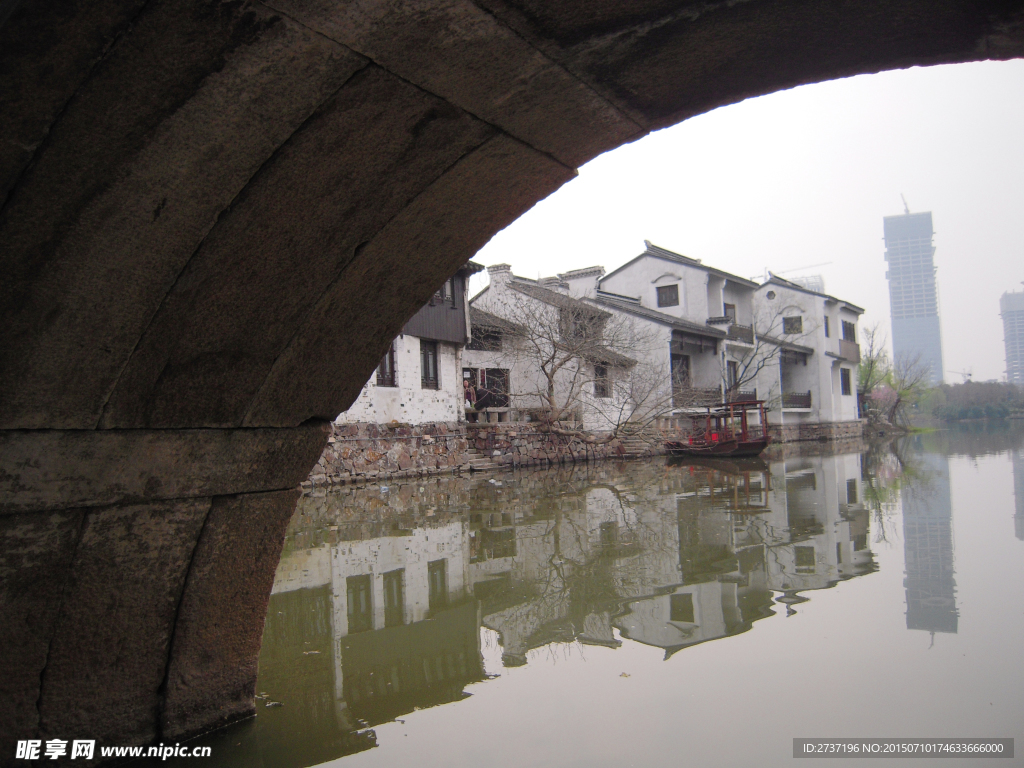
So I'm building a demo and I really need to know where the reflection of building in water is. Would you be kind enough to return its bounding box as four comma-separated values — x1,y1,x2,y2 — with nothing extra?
248,456,881,764
257,513,484,767
617,453,875,655
1013,450,1024,541
470,453,876,662
901,451,958,634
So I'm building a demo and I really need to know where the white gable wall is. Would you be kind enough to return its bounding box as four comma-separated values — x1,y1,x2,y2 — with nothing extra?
335,335,463,425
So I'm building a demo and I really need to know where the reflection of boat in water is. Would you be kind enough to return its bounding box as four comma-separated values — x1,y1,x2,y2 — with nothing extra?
667,455,769,475
665,400,771,457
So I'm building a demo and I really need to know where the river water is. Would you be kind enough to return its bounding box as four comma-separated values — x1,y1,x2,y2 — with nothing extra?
160,424,1024,767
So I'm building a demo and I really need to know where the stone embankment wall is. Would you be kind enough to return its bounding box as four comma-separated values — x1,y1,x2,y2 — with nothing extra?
308,422,643,485
769,419,865,444
309,419,867,485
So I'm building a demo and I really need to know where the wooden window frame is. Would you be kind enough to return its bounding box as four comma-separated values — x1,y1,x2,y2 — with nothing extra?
594,364,611,398
376,342,397,387
420,340,439,389
656,284,679,308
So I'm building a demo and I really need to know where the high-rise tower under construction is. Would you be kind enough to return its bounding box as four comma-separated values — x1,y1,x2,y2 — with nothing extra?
883,210,944,385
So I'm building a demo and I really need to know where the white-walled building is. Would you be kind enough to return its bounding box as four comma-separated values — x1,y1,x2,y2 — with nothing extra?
753,274,864,430
336,261,482,425
470,263,637,431
470,242,864,437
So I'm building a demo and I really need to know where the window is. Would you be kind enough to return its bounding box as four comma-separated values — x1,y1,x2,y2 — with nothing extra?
840,367,852,396
824,316,830,338
432,277,455,305
670,593,695,623
594,364,610,398
842,320,857,342
723,303,736,320
376,342,397,387
384,569,404,628
846,478,858,505
794,545,816,571
428,559,447,611
347,575,373,633
727,360,739,388
468,328,501,351
656,284,679,308
599,521,618,546
782,316,803,334
420,340,439,389
560,307,597,342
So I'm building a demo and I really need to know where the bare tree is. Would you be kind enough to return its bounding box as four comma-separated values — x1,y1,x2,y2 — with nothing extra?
720,299,818,410
475,288,674,443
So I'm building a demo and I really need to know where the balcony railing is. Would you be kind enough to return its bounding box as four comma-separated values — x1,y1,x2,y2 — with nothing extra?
727,324,754,343
672,387,722,407
839,339,860,363
727,389,758,402
782,391,812,409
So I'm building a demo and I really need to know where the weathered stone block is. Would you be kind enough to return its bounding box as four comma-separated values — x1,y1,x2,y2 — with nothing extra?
162,490,299,741
0,510,84,756
36,499,210,746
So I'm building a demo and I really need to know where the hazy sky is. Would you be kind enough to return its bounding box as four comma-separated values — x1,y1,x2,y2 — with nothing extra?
469,59,1024,383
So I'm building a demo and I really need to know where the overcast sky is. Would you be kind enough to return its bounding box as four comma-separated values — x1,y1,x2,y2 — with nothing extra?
469,59,1024,383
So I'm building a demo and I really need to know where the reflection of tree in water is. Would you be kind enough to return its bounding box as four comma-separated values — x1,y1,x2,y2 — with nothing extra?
205,453,888,766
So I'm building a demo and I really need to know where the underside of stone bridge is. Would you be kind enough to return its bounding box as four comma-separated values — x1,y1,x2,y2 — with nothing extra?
1,0,1022,756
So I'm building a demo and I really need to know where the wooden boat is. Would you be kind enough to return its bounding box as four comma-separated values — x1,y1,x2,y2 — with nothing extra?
665,400,772,458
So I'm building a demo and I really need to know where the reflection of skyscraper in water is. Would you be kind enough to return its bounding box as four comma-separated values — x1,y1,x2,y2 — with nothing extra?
1012,450,1024,541
902,451,957,634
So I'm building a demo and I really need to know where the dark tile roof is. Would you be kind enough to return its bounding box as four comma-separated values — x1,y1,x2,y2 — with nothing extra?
509,280,611,318
600,241,758,288
762,274,864,314
469,306,521,332
592,296,727,339
585,346,636,368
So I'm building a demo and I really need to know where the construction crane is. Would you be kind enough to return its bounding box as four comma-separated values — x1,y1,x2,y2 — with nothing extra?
948,369,972,383
901,194,910,214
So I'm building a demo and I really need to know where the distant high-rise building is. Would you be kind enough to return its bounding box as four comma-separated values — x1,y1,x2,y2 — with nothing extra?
1000,289,1024,385
883,211,944,385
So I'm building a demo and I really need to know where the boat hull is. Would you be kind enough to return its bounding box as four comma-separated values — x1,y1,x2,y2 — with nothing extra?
665,438,739,456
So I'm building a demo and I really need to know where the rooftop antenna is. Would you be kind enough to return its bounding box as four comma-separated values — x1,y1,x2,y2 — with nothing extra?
901,194,910,215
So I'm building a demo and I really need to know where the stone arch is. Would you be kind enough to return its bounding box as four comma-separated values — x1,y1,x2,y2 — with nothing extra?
1,0,1022,752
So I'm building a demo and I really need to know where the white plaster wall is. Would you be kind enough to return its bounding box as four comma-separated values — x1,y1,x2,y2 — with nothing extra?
474,279,650,429
272,546,331,594
335,335,463,425
329,520,469,637
722,283,754,325
599,256,710,324
754,284,825,424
